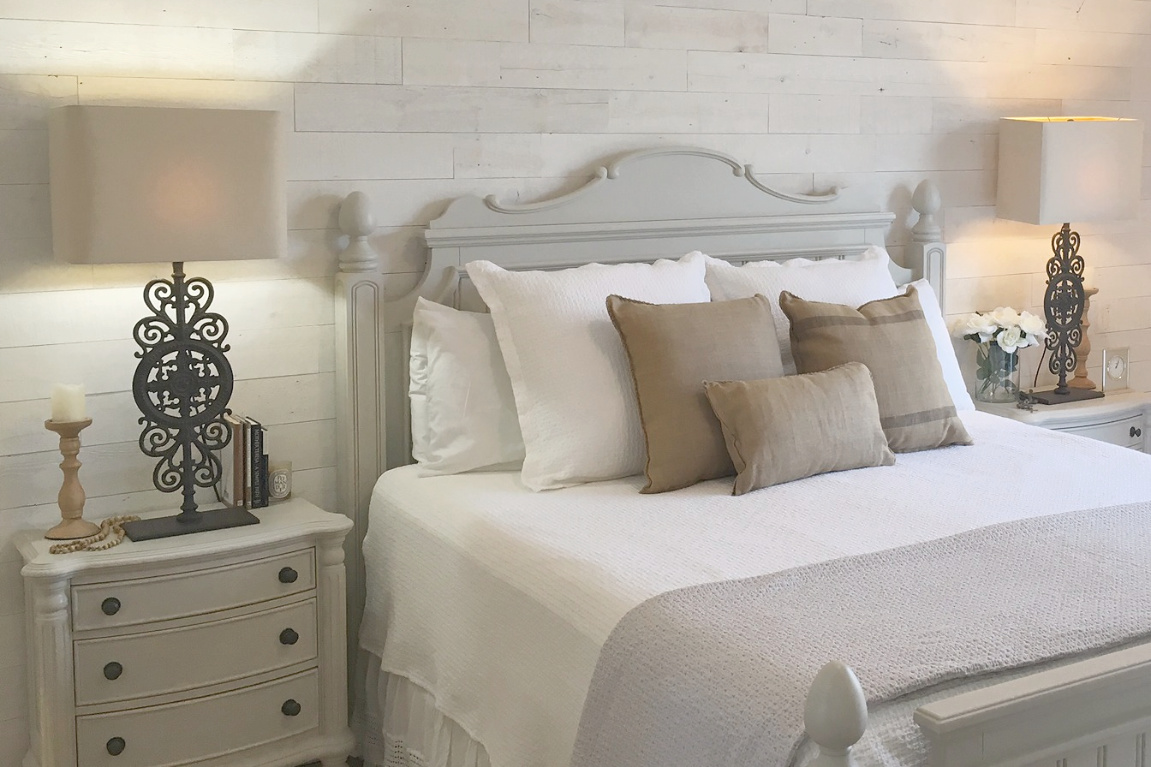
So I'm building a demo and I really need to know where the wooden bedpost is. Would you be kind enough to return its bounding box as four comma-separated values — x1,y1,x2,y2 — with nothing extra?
909,180,946,313
804,660,868,767
334,191,386,701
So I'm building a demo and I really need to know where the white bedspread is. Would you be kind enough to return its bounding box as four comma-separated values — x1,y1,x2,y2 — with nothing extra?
360,411,1151,767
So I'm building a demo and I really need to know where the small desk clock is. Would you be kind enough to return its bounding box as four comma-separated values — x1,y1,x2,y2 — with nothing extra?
1102,347,1130,392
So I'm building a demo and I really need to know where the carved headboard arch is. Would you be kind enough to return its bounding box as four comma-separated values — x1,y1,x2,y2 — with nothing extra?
332,146,946,648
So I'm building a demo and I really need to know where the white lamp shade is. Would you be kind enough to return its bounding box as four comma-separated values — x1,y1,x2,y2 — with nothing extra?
48,105,286,264
996,117,1143,226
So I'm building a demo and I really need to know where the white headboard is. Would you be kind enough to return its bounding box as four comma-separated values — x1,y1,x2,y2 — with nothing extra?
331,146,946,643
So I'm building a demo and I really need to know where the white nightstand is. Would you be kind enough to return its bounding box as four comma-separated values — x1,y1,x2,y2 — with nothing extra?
17,499,354,767
974,390,1151,452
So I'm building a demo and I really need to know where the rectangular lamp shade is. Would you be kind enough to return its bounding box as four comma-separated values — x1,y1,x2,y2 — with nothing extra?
996,117,1143,226
48,105,286,264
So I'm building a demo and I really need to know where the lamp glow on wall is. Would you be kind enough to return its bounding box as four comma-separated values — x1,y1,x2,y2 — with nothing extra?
48,105,286,540
996,116,1143,404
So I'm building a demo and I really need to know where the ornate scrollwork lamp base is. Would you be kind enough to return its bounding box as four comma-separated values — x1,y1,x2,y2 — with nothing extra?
1030,224,1105,406
121,262,259,542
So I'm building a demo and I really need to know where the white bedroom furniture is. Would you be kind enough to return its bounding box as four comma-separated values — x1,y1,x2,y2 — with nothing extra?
333,146,1151,767
974,390,1151,452
18,499,354,767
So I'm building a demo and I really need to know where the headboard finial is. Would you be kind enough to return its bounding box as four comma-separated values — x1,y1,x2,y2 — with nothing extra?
911,180,942,243
337,191,378,272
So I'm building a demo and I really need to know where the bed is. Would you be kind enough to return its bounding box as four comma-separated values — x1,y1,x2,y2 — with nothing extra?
330,147,1151,767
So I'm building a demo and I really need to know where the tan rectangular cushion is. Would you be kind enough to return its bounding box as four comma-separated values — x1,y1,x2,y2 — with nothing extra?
704,362,895,495
607,294,785,493
780,286,972,452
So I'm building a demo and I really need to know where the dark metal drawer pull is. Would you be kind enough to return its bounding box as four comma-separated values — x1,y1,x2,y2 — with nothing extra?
106,737,125,756
278,566,298,584
1132,426,1143,438
281,698,301,717
103,662,123,680
279,628,299,646
101,597,121,616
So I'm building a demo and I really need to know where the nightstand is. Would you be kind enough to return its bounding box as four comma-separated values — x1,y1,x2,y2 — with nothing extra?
17,499,354,767
974,390,1151,452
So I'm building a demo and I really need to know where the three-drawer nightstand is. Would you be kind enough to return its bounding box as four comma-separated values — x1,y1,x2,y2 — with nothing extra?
974,390,1151,452
17,499,354,767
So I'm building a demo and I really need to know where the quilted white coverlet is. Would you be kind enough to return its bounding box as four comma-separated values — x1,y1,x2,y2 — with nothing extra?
360,412,1151,767
571,501,1151,767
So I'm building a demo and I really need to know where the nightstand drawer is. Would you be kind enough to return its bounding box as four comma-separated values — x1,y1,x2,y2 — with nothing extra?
75,598,318,706
72,548,315,630
76,668,319,767
1058,414,1144,448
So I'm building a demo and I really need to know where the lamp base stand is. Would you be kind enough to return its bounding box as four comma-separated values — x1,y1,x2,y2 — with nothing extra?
1029,387,1105,406
123,507,259,542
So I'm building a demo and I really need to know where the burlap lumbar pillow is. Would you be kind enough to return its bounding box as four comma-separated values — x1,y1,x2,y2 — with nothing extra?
779,286,972,452
606,293,785,493
704,362,896,495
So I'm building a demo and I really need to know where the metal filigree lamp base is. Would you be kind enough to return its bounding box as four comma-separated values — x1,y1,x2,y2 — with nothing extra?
123,261,260,542
1028,223,1104,407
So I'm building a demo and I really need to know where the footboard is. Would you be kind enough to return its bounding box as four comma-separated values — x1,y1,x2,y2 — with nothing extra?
806,644,1151,767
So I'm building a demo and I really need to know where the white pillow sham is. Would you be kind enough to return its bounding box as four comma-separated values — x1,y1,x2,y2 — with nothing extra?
705,246,900,374
409,298,525,475
466,253,712,491
903,279,975,412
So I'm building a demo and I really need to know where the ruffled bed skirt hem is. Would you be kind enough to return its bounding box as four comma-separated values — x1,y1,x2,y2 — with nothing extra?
354,651,492,767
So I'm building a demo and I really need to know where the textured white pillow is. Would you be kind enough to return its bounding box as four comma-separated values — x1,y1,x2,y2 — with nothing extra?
904,279,975,412
410,298,525,474
705,246,900,374
408,314,430,465
466,253,712,491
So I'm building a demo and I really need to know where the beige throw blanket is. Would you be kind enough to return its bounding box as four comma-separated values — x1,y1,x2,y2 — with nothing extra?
570,501,1151,767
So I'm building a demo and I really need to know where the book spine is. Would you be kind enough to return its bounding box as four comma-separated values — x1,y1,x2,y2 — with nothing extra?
219,414,245,507
242,418,253,509
248,419,267,509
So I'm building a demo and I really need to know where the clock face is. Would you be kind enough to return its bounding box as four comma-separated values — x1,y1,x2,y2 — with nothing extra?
1108,355,1127,379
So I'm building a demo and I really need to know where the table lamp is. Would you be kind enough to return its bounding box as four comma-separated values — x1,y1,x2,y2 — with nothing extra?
996,116,1142,404
48,105,286,540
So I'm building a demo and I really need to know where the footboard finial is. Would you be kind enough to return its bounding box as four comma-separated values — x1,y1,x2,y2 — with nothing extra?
804,661,868,767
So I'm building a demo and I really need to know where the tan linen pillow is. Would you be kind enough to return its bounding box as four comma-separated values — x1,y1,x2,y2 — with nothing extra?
606,293,785,493
779,286,972,452
704,362,895,495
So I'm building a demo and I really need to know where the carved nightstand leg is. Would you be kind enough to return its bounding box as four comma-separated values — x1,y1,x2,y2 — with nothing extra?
317,532,355,760
27,579,76,767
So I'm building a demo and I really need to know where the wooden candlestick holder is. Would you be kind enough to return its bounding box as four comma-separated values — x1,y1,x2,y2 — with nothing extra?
43,418,100,540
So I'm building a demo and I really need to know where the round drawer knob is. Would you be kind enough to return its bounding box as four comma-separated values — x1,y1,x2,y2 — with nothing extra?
278,566,298,584
101,597,121,616
281,699,301,717
106,737,125,756
279,628,299,646
103,662,123,680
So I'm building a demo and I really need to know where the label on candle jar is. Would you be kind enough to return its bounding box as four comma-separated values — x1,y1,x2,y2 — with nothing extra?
50,384,86,423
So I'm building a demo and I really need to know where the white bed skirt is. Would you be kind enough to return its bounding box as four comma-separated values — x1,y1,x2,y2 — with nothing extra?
355,651,492,767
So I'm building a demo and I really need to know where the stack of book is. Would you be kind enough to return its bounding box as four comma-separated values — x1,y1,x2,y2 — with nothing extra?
218,413,270,509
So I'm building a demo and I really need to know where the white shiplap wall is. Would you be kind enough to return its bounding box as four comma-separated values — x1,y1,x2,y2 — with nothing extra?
1,0,1150,761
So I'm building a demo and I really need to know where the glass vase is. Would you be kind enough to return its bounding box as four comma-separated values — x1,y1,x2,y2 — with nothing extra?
974,342,1020,403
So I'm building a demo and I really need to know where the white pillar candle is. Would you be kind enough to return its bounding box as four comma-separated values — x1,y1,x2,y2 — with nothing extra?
50,384,86,422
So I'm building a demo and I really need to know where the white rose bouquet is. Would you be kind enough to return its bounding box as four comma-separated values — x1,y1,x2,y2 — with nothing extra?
951,307,1047,353
951,307,1047,402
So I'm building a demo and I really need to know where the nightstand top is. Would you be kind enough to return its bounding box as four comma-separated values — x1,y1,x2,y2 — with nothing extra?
17,498,351,579
974,389,1151,427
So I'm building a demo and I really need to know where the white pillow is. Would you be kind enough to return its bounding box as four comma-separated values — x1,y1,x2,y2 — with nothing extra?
904,279,975,412
409,298,525,474
408,313,430,464
705,246,900,374
466,253,712,491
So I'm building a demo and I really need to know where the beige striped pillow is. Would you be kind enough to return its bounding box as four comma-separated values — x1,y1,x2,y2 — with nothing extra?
779,286,972,452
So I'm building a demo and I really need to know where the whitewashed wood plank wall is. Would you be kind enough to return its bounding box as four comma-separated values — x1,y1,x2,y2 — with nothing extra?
1,0,1150,761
